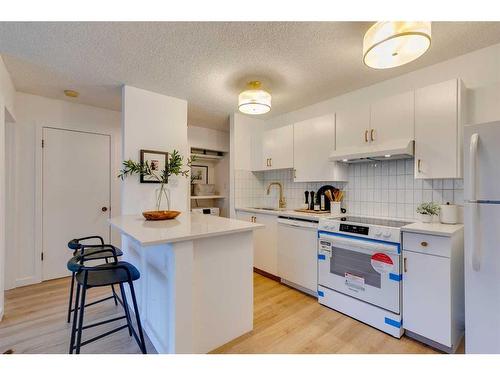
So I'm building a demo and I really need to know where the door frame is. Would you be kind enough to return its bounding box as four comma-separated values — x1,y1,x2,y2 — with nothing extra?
34,124,113,284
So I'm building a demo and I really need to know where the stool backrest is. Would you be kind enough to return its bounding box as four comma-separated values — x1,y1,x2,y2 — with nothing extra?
67,236,105,251
67,245,136,284
67,244,119,273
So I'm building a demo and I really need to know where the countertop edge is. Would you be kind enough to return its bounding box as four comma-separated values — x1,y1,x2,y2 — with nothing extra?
401,223,464,237
110,219,263,246
235,207,330,220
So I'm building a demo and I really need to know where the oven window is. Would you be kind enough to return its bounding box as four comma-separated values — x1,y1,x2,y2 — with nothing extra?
330,246,381,289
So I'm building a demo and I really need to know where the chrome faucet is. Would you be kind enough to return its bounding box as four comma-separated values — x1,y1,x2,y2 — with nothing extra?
266,182,286,209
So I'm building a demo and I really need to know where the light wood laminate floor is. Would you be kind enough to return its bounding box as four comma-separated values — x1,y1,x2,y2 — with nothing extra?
1,273,449,354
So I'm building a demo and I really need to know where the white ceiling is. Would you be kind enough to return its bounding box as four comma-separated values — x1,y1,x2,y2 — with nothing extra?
1,22,500,131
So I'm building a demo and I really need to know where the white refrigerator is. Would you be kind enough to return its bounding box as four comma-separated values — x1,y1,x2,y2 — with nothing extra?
464,121,500,353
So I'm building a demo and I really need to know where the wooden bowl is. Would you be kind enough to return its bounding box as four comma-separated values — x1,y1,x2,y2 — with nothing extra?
142,210,181,221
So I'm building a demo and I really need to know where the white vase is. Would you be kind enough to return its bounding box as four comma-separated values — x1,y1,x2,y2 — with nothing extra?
421,214,433,223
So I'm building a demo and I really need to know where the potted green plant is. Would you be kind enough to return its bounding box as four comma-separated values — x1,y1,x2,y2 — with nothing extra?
416,202,441,223
118,150,195,220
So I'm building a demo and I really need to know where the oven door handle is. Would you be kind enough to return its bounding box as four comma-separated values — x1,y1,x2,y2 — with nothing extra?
322,235,398,253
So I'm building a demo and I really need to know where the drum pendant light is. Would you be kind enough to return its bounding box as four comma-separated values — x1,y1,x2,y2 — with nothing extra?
363,21,431,69
238,81,272,115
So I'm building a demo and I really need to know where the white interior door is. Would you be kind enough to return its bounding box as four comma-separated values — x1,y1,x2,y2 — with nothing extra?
42,127,111,280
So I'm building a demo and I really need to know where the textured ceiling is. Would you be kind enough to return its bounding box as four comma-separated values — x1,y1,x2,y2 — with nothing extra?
1,21,500,131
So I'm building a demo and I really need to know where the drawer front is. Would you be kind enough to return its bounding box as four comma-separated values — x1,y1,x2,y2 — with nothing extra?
403,232,451,258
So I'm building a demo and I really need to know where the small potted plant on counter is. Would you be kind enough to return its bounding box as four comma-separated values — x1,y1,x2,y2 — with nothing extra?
416,202,441,223
118,150,195,220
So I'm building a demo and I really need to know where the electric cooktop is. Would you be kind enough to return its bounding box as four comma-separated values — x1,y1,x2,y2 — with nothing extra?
338,216,410,228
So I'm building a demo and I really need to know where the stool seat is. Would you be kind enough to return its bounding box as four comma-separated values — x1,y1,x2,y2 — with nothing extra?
74,246,123,260
75,261,140,287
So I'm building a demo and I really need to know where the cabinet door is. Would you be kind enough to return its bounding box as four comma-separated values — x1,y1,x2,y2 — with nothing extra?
253,213,278,276
251,131,265,171
293,114,347,182
370,91,414,145
267,125,294,170
415,79,459,179
335,104,371,151
403,250,451,346
236,211,254,222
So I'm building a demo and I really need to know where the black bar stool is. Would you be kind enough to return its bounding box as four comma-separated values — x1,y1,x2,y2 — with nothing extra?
66,236,124,323
67,246,147,354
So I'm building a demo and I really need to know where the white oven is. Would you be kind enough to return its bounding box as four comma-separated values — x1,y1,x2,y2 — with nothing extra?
318,232,401,314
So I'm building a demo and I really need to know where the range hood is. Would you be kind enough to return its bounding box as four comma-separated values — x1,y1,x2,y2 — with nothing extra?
329,139,414,163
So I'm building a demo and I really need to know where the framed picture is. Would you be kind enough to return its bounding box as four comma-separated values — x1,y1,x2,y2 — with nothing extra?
191,165,208,184
139,149,169,183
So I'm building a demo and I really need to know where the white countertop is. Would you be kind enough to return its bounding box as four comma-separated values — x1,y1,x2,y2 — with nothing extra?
236,207,333,221
401,222,464,237
109,213,263,246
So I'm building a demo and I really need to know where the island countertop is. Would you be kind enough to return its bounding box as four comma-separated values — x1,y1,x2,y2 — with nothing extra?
109,213,263,246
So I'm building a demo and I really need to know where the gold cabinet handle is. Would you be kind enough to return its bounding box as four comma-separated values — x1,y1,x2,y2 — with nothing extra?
269,158,272,167
364,130,368,143
404,257,408,273
370,129,375,142
421,241,428,247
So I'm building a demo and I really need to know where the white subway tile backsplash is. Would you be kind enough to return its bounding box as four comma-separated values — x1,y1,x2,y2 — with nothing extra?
433,179,443,190
234,160,464,221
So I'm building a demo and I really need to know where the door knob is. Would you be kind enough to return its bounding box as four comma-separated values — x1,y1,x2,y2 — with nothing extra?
101,207,108,212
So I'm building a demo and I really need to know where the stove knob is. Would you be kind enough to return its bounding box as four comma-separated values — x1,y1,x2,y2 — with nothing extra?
382,231,392,239
374,230,382,237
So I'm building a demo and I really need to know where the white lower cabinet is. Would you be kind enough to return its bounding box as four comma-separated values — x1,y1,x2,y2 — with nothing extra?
402,230,464,352
236,211,278,276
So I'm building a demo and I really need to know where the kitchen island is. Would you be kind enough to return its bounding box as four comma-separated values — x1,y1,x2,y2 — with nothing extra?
109,213,262,354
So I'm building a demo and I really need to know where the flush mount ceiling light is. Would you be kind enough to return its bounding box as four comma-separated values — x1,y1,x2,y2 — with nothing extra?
363,21,431,69
64,89,79,98
238,81,271,115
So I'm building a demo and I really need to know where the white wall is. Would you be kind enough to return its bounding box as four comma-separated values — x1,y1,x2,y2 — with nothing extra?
188,125,229,153
229,113,265,218
267,42,500,129
0,56,16,122
0,56,16,320
4,92,121,290
122,86,188,214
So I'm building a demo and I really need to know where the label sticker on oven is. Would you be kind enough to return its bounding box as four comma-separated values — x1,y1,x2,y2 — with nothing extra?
318,239,333,257
345,272,365,292
371,253,394,274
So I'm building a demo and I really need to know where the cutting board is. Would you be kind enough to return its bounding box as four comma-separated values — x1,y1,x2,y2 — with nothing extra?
294,209,331,214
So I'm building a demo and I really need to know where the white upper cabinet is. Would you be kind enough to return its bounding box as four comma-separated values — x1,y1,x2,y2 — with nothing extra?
293,114,347,182
415,78,464,179
370,91,414,145
335,104,371,151
253,124,294,170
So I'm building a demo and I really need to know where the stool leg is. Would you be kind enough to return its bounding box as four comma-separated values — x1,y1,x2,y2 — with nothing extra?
129,281,147,354
67,272,76,323
75,284,87,354
119,283,133,337
106,258,118,306
69,283,81,354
